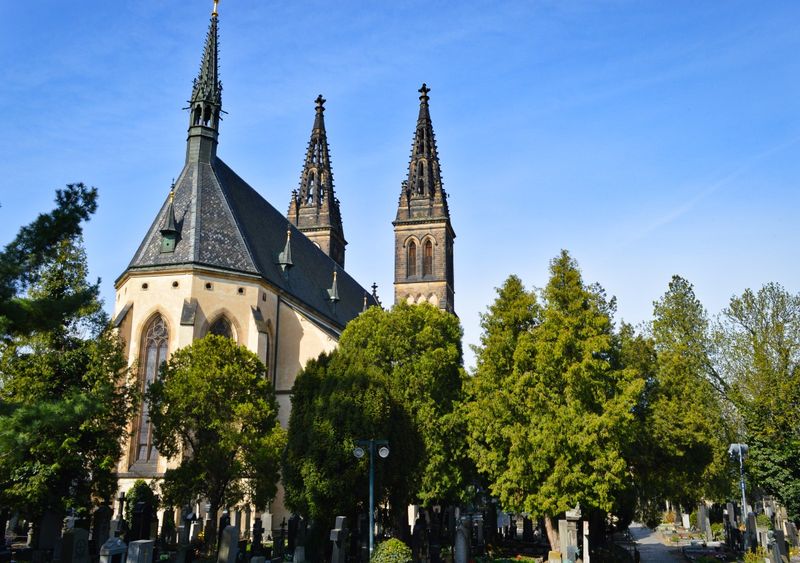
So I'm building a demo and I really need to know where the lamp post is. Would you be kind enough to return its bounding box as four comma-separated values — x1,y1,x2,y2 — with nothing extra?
728,443,749,519
354,439,389,557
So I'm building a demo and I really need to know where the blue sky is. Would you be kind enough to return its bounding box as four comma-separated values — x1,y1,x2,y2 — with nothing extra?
1,1,799,368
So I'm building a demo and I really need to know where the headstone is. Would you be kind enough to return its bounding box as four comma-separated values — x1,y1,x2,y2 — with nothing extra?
582,520,590,563
287,514,299,556
217,512,230,549
93,506,113,551
548,551,562,563
160,509,176,548
454,519,470,563
746,513,758,551
773,530,789,563
681,513,691,529
126,540,153,563
61,528,90,563
727,503,737,527
217,526,238,563
412,516,425,561
251,518,263,555
37,510,63,551
329,517,348,563
243,508,251,541
785,522,799,547
522,517,534,542
558,520,569,559
130,502,152,543
99,537,127,563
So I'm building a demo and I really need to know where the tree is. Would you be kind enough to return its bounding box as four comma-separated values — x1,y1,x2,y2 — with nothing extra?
0,183,98,339
716,283,800,518
623,276,731,525
146,335,285,547
0,234,135,543
466,252,643,548
283,302,466,543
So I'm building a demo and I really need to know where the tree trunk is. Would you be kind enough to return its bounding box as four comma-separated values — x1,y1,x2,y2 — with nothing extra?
544,516,559,552
206,501,219,552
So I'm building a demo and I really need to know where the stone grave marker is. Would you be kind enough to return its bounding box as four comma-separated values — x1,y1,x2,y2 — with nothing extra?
130,502,152,543
93,506,113,552
125,540,153,563
785,522,799,547
99,537,127,563
216,526,238,563
160,509,176,548
774,530,789,563
293,517,307,563
726,503,736,527
454,518,470,563
61,527,90,563
251,518,263,556
548,551,562,563
329,517,348,563
746,513,758,551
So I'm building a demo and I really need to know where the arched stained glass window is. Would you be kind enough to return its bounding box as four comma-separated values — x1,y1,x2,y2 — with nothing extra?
423,240,433,276
407,242,417,277
134,315,168,463
209,316,233,339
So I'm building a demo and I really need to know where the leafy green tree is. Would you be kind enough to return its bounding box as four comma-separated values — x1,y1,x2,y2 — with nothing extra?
0,235,135,545
283,302,466,544
624,276,731,525
0,184,98,339
466,252,643,548
147,335,285,547
124,479,160,524
716,283,800,518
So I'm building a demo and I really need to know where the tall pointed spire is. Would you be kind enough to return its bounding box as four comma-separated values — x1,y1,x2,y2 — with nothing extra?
393,84,456,314
287,95,347,267
185,4,223,164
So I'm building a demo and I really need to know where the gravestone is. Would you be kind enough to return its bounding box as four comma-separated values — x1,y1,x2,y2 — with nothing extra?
251,518,263,556
130,502,152,543
548,551,562,563
454,519,470,563
582,520,590,563
287,514,299,557
746,513,757,552
216,526,238,563
217,513,230,549
37,510,63,551
329,517,348,563
785,522,799,547
160,509,176,548
243,508,251,541
99,537,127,563
93,506,113,551
522,517,534,542
558,520,569,559
773,530,789,563
61,528,90,563
727,503,737,527
126,540,153,563
293,517,307,563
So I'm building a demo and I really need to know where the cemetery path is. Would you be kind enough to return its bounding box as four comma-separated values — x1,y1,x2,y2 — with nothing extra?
629,524,684,563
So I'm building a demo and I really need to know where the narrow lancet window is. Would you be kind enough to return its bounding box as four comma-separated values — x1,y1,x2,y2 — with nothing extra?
209,316,233,339
134,315,168,463
423,240,433,276
408,242,417,277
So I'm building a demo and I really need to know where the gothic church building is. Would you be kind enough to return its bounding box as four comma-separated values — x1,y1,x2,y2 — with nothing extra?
112,7,454,526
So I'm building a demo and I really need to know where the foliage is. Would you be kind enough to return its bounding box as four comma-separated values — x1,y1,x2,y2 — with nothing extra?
716,283,800,519
710,522,724,540
627,276,731,515
755,513,772,530
465,252,644,547
370,538,412,563
0,230,135,528
284,301,467,535
689,511,698,529
147,335,285,544
124,479,159,524
743,546,768,563
0,184,98,339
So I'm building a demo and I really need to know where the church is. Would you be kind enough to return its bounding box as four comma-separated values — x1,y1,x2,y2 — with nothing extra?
110,4,455,528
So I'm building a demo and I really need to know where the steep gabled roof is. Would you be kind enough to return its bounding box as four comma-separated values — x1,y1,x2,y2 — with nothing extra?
125,158,375,329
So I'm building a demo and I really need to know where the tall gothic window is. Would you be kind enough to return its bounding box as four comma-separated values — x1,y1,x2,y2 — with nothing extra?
407,242,417,277
135,315,168,463
209,316,233,339
423,240,433,276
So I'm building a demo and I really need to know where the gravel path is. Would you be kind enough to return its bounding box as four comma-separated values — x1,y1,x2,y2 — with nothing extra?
629,524,684,563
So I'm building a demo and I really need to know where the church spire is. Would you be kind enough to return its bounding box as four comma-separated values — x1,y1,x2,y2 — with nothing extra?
186,4,223,164
393,84,455,314
287,95,347,267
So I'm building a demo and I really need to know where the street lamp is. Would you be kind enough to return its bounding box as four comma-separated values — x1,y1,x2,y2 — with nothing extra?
728,443,749,519
354,439,389,557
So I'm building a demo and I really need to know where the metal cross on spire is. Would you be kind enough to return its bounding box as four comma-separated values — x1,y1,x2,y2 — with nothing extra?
212,0,220,17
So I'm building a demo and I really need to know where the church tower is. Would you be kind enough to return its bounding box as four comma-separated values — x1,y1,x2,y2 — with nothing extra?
287,95,347,267
393,84,455,313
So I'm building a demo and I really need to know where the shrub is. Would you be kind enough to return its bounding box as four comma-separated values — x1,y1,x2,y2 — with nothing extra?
756,513,772,529
662,511,676,524
710,522,724,540
371,538,413,563
124,479,159,523
689,511,698,530
744,546,768,563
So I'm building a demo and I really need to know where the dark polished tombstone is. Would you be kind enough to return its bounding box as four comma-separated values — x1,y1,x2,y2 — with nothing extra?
160,508,176,549
251,518,263,556
522,517,534,542
61,528,90,563
129,502,152,543
287,514,299,556
93,506,113,557
774,530,789,563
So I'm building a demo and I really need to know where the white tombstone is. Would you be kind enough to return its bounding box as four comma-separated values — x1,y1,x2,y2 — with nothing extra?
216,525,239,563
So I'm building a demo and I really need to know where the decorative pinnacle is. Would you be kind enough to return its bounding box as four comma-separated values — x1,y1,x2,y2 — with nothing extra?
212,0,219,17
418,83,430,103
169,179,175,203
315,94,326,113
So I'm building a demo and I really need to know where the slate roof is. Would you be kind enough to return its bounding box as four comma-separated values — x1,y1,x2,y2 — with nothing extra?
125,157,378,330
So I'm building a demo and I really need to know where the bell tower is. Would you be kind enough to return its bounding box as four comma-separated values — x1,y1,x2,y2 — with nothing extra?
287,95,347,267
393,84,455,314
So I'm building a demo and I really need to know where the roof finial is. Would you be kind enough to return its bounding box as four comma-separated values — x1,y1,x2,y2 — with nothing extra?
418,83,430,104
212,0,219,17
315,94,326,114
169,179,175,203
328,268,340,304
